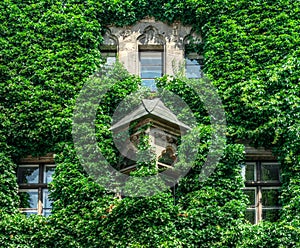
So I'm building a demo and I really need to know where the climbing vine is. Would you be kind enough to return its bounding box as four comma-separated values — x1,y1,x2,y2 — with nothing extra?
0,0,299,246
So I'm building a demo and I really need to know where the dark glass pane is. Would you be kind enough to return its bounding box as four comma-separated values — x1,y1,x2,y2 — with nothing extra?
158,149,175,166
243,189,256,207
245,209,256,224
44,165,55,183
261,188,280,207
262,209,280,222
18,166,39,184
261,163,280,181
19,190,38,209
244,163,255,181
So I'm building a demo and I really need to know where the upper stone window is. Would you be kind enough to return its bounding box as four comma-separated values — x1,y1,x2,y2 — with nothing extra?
100,28,118,68
137,25,165,90
184,32,203,78
100,19,202,88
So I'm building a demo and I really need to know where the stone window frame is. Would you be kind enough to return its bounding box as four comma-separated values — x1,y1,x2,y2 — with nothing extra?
100,28,118,68
100,19,202,79
183,32,203,78
138,47,164,90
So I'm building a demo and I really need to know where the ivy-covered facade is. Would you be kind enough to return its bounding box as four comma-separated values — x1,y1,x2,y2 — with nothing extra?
0,0,299,247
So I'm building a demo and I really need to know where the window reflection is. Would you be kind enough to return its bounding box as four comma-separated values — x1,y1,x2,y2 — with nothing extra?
17,164,55,217
185,52,203,79
261,163,280,181
245,209,256,224
44,165,55,184
262,209,280,222
19,190,38,209
243,188,256,208
261,188,280,207
43,189,53,217
242,163,256,181
101,51,116,68
140,50,163,91
185,58,201,78
17,165,39,184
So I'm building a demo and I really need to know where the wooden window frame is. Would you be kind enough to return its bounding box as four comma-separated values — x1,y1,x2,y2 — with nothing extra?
242,161,281,224
17,163,55,216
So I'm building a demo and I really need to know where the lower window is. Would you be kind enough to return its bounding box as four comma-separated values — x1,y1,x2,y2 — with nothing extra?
242,162,281,224
17,164,55,216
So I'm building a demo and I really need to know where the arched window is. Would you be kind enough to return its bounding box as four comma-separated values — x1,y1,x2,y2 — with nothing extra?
184,32,203,78
100,28,118,68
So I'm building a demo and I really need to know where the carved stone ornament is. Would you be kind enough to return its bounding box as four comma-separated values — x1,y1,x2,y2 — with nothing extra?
102,28,118,46
138,26,165,45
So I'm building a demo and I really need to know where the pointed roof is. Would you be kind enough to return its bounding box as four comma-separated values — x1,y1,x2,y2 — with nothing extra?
110,98,191,131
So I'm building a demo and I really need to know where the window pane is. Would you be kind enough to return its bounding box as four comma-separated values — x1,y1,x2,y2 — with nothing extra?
22,210,38,216
245,209,256,224
106,56,116,66
140,52,163,66
243,189,256,207
101,51,116,69
43,189,53,209
141,66,162,78
242,163,255,181
261,188,280,207
140,51,163,91
262,209,280,222
44,165,55,184
261,163,280,181
19,190,38,209
185,58,201,78
43,210,52,217
18,166,39,184
141,79,156,91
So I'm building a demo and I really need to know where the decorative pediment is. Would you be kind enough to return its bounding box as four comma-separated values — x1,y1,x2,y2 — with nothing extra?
138,26,165,45
102,28,118,47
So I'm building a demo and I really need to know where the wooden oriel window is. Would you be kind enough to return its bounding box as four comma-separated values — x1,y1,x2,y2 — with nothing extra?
17,164,55,217
242,161,281,224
